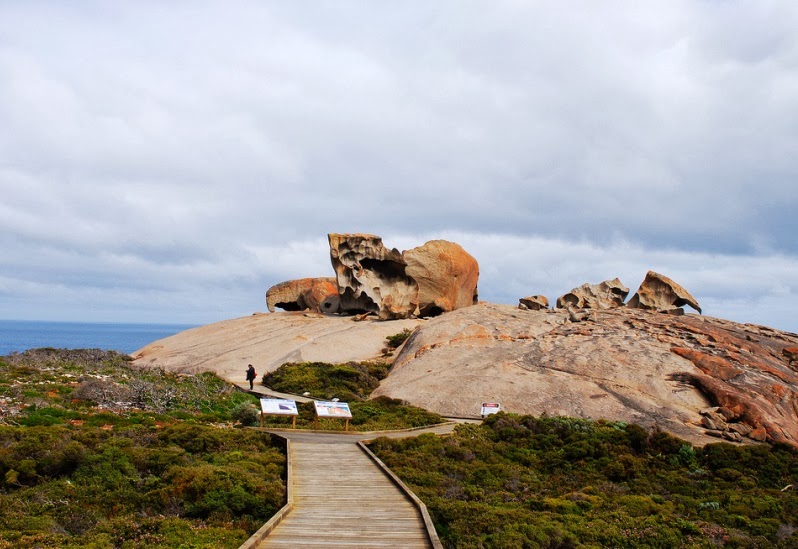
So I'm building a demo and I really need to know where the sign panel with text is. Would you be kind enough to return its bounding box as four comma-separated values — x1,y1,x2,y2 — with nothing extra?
481,402,501,417
314,401,353,418
260,399,299,416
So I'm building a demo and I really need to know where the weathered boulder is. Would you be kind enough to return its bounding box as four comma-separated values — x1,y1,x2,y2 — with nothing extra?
328,234,416,318
627,270,702,313
555,278,629,310
404,240,480,317
328,233,479,320
266,277,339,313
519,295,549,311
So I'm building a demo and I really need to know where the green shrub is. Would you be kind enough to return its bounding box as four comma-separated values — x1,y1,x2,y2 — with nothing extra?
261,361,389,401
0,349,287,548
385,328,413,349
232,402,258,426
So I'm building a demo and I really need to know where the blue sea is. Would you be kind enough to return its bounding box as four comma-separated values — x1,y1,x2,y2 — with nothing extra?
0,320,198,356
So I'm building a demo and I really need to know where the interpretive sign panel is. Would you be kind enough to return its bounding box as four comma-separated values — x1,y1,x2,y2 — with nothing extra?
481,402,501,417
260,398,299,416
314,401,353,418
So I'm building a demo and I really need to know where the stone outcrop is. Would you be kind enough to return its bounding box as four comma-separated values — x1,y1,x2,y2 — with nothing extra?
266,277,339,313
627,270,702,313
135,300,798,448
519,295,549,311
132,313,423,382
373,303,798,447
328,233,479,320
555,278,629,310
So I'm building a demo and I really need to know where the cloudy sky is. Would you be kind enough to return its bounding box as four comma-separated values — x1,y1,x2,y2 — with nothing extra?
1,1,797,331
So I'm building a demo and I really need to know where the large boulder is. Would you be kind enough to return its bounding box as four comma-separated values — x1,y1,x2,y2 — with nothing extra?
555,278,629,310
404,239,480,317
328,233,479,320
266,277,339,313
627,270,702,313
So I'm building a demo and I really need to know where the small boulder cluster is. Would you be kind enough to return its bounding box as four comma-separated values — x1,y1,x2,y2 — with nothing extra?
700,406,759,443
519,270,702,318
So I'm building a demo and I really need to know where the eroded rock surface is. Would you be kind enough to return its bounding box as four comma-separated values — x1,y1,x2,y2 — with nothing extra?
374,303,798,446
266,277,339,313
627,270,702,313
555,278,629,310
328,233,479,319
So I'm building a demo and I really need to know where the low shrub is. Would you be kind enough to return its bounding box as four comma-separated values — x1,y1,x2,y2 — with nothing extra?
260,361,389,401
0,348,287,548
369,412,798,547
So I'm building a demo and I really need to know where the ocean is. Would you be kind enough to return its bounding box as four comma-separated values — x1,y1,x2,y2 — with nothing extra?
0,320,198,356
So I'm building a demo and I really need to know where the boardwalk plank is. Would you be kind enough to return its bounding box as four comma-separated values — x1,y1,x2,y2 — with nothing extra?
258,439,431,548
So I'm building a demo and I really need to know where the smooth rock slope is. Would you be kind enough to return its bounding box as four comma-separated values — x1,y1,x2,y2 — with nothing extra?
132,312,422,382
133,304,798,447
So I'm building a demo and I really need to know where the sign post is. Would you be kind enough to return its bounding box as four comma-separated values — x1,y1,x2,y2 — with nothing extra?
260,399,299,428
480,402,501,418
314,401,353,431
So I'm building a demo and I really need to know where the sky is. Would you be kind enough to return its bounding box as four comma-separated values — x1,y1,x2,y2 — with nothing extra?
1,1,797,331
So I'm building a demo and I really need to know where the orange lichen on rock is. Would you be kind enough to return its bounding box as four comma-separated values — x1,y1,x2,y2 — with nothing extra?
671,347,743,381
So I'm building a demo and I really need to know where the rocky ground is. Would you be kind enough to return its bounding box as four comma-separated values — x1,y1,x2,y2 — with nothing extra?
133,304,798,447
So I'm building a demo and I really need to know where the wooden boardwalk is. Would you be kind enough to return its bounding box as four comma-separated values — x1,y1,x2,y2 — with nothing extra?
258,439,433,548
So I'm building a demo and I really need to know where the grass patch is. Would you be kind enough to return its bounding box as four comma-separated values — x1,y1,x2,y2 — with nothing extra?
369,413,798,548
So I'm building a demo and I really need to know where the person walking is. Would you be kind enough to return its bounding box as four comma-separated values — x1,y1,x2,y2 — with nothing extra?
246,364,257,390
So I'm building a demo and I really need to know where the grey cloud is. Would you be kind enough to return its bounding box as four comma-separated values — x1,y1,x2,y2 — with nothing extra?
1,1,797,329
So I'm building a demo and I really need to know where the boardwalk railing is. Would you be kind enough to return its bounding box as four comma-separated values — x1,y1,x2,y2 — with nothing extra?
357,441,444,549
239,435,293,549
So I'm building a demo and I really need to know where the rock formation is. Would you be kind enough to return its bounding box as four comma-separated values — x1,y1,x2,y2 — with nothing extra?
328,233,479,320
555,278,629,310
627,270,702,313
519,295,549,311
404,239,480,317
373,303,798,447
266,277,339,313
135,300,798,448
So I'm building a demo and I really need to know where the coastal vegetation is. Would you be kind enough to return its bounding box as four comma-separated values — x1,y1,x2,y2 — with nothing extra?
0,349,285,548
260,361,443,430
261,360,389,402
369,413,798,548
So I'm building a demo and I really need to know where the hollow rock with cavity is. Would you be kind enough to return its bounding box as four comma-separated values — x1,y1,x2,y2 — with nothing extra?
519,295,549,310
266,277,340,313
328,233,479,320
555,278,629,310
627,270,702,314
